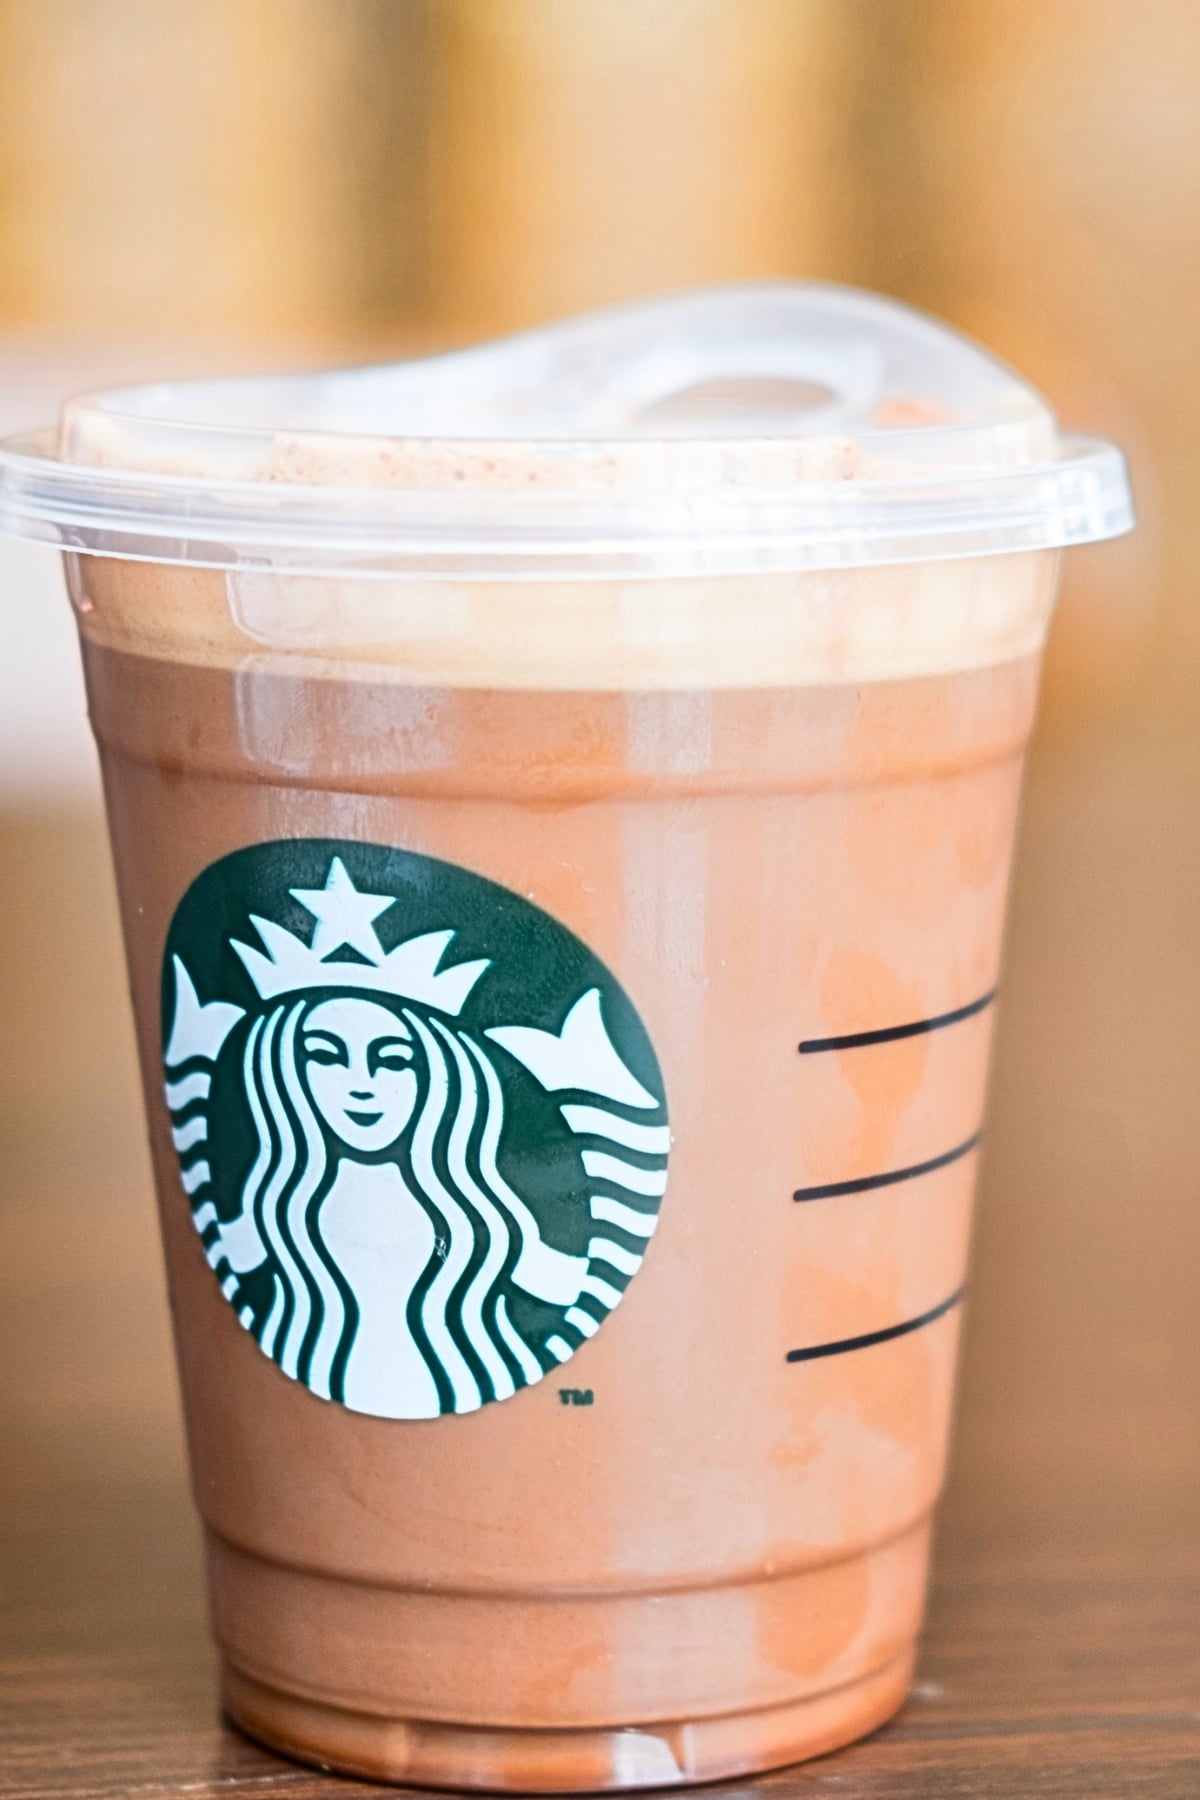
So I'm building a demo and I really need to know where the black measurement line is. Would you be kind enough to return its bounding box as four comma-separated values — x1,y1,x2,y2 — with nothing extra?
798,987,996,1056
786,1285,965,1364
793,1129,981,1203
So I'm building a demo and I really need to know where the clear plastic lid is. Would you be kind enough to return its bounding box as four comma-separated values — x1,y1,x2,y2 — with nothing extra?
0,284,1133,580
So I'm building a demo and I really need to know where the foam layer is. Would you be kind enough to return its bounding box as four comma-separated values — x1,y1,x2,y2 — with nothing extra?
70,551,1059,690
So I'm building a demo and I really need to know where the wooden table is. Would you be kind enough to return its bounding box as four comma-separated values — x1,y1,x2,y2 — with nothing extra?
3,732,1199,1796
3,1473,1197,1799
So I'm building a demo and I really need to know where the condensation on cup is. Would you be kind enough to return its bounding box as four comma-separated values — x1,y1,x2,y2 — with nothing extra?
0,288,1133,1791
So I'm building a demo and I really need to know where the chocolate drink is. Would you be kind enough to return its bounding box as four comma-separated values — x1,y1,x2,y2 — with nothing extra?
74,545,1044,1787
0,287,1133,1789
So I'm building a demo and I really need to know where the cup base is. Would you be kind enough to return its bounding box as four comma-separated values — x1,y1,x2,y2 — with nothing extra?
222,1648,914,1793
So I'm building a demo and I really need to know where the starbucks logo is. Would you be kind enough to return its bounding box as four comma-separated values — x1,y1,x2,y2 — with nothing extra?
160,840,668,1420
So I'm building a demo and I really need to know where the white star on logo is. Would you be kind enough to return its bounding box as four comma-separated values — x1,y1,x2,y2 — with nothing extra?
290,857,396,962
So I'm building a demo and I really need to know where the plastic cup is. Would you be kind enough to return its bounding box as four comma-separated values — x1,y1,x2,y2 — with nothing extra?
0,288,1132,1790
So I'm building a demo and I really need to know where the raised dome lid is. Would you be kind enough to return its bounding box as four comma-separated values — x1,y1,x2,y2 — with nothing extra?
0,284,1133,578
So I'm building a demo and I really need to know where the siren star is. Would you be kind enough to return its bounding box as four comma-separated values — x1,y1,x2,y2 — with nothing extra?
290,856,397,962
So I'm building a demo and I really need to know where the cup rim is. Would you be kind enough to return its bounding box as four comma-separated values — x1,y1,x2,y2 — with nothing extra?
0,426,1133,580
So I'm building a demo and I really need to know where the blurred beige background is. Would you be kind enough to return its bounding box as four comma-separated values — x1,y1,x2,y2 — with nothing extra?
1,0,1196,1557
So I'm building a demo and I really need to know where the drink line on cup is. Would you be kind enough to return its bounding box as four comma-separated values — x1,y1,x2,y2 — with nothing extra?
786,1285,967,1364
797,986,997,1055
792,1129,982,1203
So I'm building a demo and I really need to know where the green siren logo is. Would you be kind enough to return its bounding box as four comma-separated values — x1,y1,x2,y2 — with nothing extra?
160,840,668,1419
